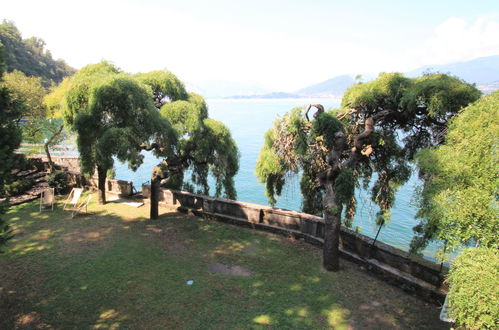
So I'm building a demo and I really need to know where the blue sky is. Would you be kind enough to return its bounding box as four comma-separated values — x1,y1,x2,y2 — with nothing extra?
2,0,499,91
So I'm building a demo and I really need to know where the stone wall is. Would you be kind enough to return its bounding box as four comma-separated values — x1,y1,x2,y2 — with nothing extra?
30,155,81,173
31,155,134,196
88,178,134,196
144,185,448,302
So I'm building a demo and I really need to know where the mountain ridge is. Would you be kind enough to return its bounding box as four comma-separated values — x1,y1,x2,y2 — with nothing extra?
224,55,499,99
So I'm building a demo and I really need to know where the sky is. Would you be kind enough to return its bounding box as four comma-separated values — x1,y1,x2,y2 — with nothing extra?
2,0,499,91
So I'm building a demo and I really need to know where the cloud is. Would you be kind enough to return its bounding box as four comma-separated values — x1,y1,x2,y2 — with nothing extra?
406,15,499,68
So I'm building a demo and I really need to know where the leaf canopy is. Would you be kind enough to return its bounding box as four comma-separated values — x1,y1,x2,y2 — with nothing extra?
412,91,499,253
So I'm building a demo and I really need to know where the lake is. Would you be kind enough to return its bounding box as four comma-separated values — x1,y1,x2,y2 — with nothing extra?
114,98,443,259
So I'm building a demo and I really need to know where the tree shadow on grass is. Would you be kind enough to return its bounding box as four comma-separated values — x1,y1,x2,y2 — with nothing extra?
151,212,449,329
1,200,449,329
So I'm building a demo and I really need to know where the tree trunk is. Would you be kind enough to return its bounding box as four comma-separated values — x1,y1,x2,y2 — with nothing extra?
44,124,63,173
322,182,343,271
97,166,107,205
44,142,54,173
149,166,162,220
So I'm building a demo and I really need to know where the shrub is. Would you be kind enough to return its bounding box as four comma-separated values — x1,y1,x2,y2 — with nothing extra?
46,170,69,194
0,201,14,251
11,153,30,171
447,247,499,329
4,179,32,196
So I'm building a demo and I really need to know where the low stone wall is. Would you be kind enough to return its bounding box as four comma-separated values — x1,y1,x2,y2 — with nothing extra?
30,155,134,196
143,185,448,302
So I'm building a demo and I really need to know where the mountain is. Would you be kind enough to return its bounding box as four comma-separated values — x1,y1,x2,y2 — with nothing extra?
406,55,499,85
294,75,355,97
225,75,356,99
201,55,499,99
186,80,271,98
290,55,499,98
0,20,75,87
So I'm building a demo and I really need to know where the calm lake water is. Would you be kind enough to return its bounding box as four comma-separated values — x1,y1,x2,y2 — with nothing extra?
114,98,442,259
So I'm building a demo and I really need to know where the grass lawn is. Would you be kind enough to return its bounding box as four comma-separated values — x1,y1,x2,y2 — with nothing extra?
0,194,449,329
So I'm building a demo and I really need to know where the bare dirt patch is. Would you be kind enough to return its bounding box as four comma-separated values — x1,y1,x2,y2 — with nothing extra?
208,263,252,277
142,221,190,257
59,226,113,253
16,311,48,329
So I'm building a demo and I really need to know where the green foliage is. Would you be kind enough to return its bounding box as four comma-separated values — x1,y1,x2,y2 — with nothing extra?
62,63,164,177
195,118,239,198
0,70,47,118
342,72,411,112
446,247,498,329
187,92,208,119
0,20,75,87
0,43,17,250
255,127,287,206
257,72,480,246
135,70,188,103
0,43,22,196
62,61,121,128
46,170,69,194
159,98,239,199
311,111,343,149
4,178,32,196
160,100,203,137
300,171,323,216
412,92,499,254
400,73,482,119
333,168,355,205
0,200,13,251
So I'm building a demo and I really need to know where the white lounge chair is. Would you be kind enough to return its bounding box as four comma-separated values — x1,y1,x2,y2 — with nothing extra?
63,188,92,218
39,187,55,212
63,188,83,211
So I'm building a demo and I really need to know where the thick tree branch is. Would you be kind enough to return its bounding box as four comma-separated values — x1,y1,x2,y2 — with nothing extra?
305,104,324,121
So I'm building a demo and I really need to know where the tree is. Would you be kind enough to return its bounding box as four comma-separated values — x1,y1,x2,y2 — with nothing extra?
0,43,19,249
0,20,75,87
411,91,499,254
2,69,72,172
256,72,481,271
135,72,239,219
0,44,22,193
0,70,47,119
446,247,498,329
62,62,167,204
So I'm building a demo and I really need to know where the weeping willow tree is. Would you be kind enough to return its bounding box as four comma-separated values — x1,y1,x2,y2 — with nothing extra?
256,72,480,271
60,62,169,204
136,71,239,219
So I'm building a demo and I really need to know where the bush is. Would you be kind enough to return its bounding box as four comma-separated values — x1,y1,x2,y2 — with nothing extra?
447,247,499,329
46,170,69,194
4,179,32,196
0,201,14,251
11,153,30,171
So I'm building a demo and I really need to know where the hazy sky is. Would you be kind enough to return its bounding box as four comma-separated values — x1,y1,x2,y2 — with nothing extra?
2,0,499,91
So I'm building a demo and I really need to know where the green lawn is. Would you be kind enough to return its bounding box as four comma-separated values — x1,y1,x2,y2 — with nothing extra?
0,195,448,329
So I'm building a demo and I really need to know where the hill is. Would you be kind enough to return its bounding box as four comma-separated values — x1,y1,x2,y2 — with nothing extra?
294,75,355,97
406,55,499,85
0,20,75,87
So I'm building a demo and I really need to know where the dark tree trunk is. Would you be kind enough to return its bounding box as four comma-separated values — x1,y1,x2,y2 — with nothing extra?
44,124,64,173
97,165,107,205
149,165,162,220
44,142,54,173
322,182,343,271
